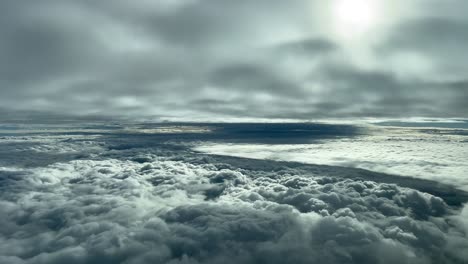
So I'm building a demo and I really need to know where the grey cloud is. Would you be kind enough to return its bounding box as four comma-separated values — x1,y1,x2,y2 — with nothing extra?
0,0,467,120
381,17,468,56
274,38,337,55
84,0,307,47
305,64,468,118
380,17,468,79
208,63,303,97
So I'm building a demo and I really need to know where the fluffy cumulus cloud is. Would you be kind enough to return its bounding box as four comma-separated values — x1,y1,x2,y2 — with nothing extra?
0,0,467,120
1,131,468,263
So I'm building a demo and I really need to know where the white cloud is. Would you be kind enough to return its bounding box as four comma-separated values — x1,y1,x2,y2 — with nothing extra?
195,126,468,191
0,132,467,263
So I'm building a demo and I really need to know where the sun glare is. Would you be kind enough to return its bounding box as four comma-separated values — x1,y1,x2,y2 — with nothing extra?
332,0,380,37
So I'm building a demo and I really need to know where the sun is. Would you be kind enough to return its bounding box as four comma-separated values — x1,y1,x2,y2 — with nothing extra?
332,0,380,37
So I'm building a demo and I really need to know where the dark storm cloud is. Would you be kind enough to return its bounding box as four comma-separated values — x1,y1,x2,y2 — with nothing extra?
0,0,467,119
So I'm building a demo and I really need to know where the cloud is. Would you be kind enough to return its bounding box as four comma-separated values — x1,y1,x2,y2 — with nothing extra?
0,0,467,120
194,125,468,192
1,132,468,263
381,16,468,78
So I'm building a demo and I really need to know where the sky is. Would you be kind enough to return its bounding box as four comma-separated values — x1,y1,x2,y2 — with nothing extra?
2,2,468,263
1,0,467,121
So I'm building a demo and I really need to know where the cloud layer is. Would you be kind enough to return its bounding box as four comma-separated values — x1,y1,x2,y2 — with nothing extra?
1,129,468,263
0,0,467,120
195,125,468,191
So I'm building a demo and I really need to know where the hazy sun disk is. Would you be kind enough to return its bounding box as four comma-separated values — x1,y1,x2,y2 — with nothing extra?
333,0,380,36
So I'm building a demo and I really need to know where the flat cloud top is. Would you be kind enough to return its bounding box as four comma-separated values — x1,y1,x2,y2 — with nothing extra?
195,126,468,191
0,0,467,120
